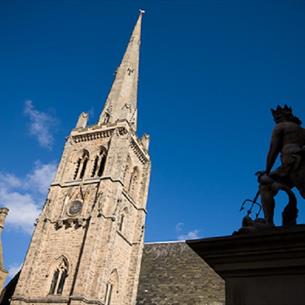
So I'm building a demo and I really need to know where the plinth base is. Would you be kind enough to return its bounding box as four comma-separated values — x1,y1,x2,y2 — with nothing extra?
187,225,305,305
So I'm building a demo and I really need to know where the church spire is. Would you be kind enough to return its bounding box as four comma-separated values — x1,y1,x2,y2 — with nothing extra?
98,10,145,131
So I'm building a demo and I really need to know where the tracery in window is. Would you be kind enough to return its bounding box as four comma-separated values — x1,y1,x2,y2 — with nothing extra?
73,159,81,180
91,156,99,177
97,151,107,177
91,147,107,178
49,256,69,295
74,150,89,180
128,167,139,196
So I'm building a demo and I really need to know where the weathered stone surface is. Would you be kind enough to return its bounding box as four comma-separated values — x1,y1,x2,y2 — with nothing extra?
136,242,225,305
2,242,225,305
10,12,150,305
1,10,226,305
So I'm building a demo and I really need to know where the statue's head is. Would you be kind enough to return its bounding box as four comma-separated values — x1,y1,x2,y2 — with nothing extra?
271,105,302,125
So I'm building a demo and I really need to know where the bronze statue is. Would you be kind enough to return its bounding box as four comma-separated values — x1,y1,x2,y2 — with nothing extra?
258,105,305,226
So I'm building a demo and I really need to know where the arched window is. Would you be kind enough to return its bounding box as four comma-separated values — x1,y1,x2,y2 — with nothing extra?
97,150,107,177
128,167,139,194
49,256,69,295
123,156,132,188
74,150,89,180
91,156,99,177
104,270,119,305
73,159,81,180
91,147,107,178
79,156,88,179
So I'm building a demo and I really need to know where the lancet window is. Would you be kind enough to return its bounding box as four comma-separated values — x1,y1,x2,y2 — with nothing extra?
118,214,125,232
118,207,128,233
74,150,89,180
128,166,139,196
104,270,119,305
104,282,113,305
91,147,107,178
123,156,132,188
49,257,69,295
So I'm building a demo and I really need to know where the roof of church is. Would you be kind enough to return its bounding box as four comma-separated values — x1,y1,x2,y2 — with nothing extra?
0,242,224,305
136,241,225,305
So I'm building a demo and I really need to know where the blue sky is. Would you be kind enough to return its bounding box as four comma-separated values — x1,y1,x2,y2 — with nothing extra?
1,0,305,280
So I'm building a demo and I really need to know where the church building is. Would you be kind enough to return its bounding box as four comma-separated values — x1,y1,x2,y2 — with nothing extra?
0,12,224,305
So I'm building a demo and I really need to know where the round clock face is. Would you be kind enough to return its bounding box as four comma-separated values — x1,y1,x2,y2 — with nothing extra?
68,200,82,216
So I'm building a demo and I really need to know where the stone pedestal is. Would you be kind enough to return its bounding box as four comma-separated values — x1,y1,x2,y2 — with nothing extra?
187,225,305,305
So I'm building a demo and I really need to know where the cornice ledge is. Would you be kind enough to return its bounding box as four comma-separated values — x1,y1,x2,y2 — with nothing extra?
12,295,104,305
51,176,124,188
70,121,131,144
11,295,69,303
72,129,114,143
51,179,100,188
130,136,149,164
70,295,105,305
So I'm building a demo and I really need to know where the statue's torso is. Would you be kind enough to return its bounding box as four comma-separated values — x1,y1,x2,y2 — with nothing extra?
275,122,305,153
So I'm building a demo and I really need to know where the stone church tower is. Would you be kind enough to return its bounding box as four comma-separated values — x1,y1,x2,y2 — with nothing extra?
11,11,150,305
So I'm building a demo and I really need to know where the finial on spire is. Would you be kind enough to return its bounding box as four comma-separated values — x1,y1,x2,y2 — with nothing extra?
139,9,145,15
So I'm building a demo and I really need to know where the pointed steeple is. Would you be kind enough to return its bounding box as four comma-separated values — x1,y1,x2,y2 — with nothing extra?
98,10,144,131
